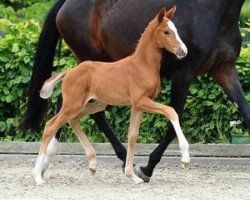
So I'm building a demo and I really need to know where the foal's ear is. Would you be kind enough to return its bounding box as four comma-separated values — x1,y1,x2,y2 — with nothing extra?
165,5,176,19
158,7,167,23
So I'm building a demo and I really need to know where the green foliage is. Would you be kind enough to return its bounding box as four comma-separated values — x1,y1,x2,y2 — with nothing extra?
0,2,53,25
17,1,53,23
0,4,17,22
1,0,50,7
183,73,247,143
0,19,40,140
0,1,249,143
240,0,250,26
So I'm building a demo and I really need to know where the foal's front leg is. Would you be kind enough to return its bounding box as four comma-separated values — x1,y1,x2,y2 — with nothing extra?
136,98,190,168
125,109,143,184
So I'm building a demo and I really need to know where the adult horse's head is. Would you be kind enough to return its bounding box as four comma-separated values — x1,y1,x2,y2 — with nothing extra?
156,6,188,59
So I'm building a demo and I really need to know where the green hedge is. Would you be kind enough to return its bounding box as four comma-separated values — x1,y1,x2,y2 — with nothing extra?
0,2,249,143
240,0,250,25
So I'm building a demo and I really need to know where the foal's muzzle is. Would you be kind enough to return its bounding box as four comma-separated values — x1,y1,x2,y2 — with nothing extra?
176,47,188,59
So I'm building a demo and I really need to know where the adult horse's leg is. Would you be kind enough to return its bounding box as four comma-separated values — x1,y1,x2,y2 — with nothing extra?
91,112,128,165
210,62,250,130
55,94,63,140
136,71,192,182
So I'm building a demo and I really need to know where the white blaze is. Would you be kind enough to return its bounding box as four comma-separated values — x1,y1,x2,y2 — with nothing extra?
167,20,188,55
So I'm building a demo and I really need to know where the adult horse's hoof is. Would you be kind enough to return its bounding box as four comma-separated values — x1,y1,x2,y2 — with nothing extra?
134,166,151,183
181,162,191,170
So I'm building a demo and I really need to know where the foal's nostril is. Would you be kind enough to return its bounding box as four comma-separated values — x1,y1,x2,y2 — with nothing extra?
176,48,187,58
180,49,185,56
182,50,186,56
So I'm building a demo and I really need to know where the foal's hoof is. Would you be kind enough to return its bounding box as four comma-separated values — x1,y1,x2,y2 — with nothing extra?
89,168,97,176
89,161,97,176
36,179,45,186
32,169,45,186
125,170,144,184
33,174,45,186
181,162,191,170
131,174,144,184
134,166,151,183
122,163,136,174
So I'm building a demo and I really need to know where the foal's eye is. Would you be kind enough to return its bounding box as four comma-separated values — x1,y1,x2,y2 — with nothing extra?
164,31,170,35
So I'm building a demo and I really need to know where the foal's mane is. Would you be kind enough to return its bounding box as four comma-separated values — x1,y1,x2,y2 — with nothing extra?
134,18,158,53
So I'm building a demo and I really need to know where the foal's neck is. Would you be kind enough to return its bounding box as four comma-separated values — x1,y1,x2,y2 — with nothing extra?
133,20,162,73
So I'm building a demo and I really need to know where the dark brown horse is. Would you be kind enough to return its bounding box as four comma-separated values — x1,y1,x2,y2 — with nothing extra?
20,0,250,182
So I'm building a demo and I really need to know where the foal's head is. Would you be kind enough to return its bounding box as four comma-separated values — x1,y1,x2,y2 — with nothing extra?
155,6,187,59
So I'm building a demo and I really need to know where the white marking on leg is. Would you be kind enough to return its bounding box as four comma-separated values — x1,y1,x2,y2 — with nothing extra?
170,119,190,164
42,137,59,175
47,136,59,155
32,154,46,185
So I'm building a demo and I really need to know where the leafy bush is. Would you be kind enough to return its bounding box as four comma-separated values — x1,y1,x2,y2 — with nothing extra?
0,1,249,143
0,19,40,140
1,0,50,7
183,66,249,143
240,0,250,26
0,1,53,24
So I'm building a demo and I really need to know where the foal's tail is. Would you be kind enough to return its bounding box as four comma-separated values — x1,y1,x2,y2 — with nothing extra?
40,70,68,99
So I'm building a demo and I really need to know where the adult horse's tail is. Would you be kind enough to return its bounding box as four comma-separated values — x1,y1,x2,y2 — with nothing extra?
19,0,66,132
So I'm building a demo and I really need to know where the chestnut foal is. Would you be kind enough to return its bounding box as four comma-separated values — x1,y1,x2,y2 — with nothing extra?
33,6,189,185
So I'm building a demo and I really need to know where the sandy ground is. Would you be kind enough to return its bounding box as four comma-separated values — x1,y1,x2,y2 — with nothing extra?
0,156,250,200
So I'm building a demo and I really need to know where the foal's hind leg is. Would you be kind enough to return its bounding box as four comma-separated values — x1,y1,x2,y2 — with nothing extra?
69,118,97,175
33,109,75,185
41,135,59,176
41,95,63,175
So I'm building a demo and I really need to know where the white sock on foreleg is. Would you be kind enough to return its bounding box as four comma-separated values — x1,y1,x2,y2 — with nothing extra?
170,119,190,165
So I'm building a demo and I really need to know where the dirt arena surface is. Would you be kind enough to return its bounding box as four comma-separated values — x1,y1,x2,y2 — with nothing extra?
0,156,249,200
